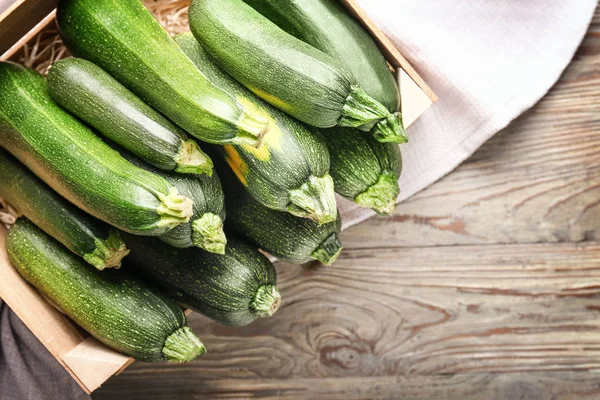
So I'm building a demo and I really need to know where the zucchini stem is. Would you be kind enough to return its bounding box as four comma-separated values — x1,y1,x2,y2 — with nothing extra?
162,326,206,363
250,284,281,318
83,229,130,270
371,112,408,144
311,232,343,266
191,213,227,254
156,188,194,230
174,139,214,176
288,175,337,226
354,171,400,216
339,85,391,129
234,112,270,148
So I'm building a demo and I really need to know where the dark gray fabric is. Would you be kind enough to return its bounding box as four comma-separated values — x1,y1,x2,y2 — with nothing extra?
0,299,90,400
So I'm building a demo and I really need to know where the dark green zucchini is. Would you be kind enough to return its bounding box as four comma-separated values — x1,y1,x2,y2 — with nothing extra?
47,58,213,176
57,0,269,147
123,233,281,327
243,0,405,142
117,148,227,254
188,0,404,143
0,62,193,236
176,33,336,225
219,164,342,265
7,219,205,363
0,149,129,270
322,127,402,215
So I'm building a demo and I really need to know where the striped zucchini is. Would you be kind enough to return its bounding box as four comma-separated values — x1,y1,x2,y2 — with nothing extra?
0,62,193,236
220,165,342,265
123,233,281,327
117,148,227,254
188,0,404,143
47,58,213,176
56,0,269,147
323,127,402,215
243,0,405,142
176,33,336,225
7,219,205,363
0,149,129,270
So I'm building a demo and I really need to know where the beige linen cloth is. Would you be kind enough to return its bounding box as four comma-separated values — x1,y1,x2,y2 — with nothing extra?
339,0,598,228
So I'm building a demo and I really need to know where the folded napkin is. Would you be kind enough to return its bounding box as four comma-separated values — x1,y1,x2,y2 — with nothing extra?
340,0,597,227
0,1,596,399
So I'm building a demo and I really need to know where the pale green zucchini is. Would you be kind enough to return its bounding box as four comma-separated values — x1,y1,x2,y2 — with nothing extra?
243,0,405,141
47,58,213,175
56,0,270,147
176,33,337,225
188,0,405,143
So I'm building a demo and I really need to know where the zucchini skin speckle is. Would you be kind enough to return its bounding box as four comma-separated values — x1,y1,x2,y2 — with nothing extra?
56,0,269,147
243,0,400,113
188,0,392,133
47,57,213,176
123,233,280,327
7,219,201,363
0,62,192,236
176,33,337,224
0,149,129,270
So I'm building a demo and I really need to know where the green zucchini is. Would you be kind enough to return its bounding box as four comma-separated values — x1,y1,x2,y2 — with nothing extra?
7,219,205,362
176,33,336,225
242,0,405,141
56,0,269,147
123,233,281,327
219,164,342,265
0,149,129,270
0,62,193,236
188,0,404,143
322,127,402,215
47,58,213,176
117,147,227,254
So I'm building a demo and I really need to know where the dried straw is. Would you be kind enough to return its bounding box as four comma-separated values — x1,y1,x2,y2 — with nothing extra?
0,0,191,228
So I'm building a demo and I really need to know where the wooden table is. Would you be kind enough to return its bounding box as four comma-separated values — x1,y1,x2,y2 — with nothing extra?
94,8,600,400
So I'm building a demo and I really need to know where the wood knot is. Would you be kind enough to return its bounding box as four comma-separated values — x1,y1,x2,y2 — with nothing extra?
319,341,373,370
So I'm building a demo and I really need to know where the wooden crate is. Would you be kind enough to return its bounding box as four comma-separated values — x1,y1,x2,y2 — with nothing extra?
0,0,437,393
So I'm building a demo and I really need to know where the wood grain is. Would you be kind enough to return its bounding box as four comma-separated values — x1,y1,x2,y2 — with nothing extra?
0,2,437,395
94,5,600,399
94,242,600,399
342,25,600,250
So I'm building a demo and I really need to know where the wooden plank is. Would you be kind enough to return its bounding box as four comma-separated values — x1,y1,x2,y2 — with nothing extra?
0,0,57,57
340,0,438,102
95,242,600,399
0,10,56,62
577,4,600,56
93,373,600,400
342,34,600,249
